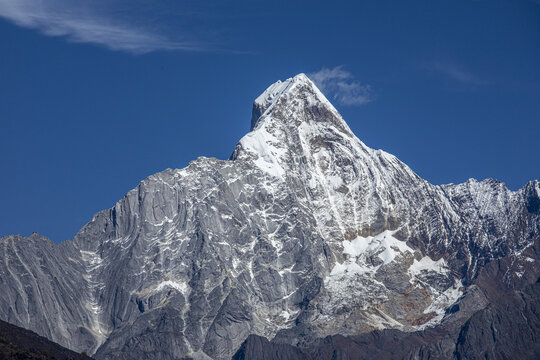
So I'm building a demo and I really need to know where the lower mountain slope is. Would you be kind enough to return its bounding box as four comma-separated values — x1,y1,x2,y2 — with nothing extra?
233,253,540,360
0,319,93,360
0,74,538,359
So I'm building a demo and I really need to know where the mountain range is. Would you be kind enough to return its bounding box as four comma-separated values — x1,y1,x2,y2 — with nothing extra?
1,74,538,359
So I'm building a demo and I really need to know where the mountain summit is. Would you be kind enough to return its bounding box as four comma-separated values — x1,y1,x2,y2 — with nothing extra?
235,73,354,180
1,74,538,360
249,73,346,130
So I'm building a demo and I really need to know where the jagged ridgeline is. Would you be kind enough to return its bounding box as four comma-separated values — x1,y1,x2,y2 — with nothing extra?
1,74,539,360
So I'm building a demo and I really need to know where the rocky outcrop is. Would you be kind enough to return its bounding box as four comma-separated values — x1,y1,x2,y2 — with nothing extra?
0,74,538,359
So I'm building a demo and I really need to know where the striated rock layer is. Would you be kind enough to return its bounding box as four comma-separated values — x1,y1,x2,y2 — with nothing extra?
0,74,539,359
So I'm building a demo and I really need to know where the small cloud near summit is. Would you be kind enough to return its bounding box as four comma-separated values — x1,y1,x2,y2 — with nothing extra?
308,66,374,106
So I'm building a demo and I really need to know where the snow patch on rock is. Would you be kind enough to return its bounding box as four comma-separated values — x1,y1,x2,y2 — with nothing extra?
153,280,188,294
408,256,449,278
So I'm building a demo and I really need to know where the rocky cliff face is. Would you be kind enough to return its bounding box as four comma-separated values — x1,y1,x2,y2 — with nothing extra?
0,74,538,360
0,233,96,352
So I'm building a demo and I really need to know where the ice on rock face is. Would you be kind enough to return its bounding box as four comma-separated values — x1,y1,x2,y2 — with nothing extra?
0,73,538,360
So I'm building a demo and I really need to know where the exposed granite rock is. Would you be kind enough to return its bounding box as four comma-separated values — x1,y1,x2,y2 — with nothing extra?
0,233,99,352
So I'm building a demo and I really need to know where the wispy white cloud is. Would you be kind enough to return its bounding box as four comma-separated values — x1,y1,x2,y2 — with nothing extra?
0,0,203,54
308,66,374,106
427,61,482,85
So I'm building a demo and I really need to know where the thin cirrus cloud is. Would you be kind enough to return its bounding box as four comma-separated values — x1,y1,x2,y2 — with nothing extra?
427,61,483,86
308,66,375,106
0,0,203,54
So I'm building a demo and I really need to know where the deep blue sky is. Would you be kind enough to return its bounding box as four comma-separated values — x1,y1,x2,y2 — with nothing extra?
1,0,539,242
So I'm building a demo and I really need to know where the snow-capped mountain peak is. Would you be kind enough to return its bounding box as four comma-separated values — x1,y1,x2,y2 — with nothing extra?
250,73,349,131
234,73,356,179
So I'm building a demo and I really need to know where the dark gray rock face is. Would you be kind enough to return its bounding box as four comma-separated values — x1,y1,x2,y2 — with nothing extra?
454,284,540,360
232,335,308,360
0,318,94,360
0,74,538,359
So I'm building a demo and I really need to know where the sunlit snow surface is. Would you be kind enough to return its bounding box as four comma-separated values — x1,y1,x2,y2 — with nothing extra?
153,280,188,294
323,231,462,330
